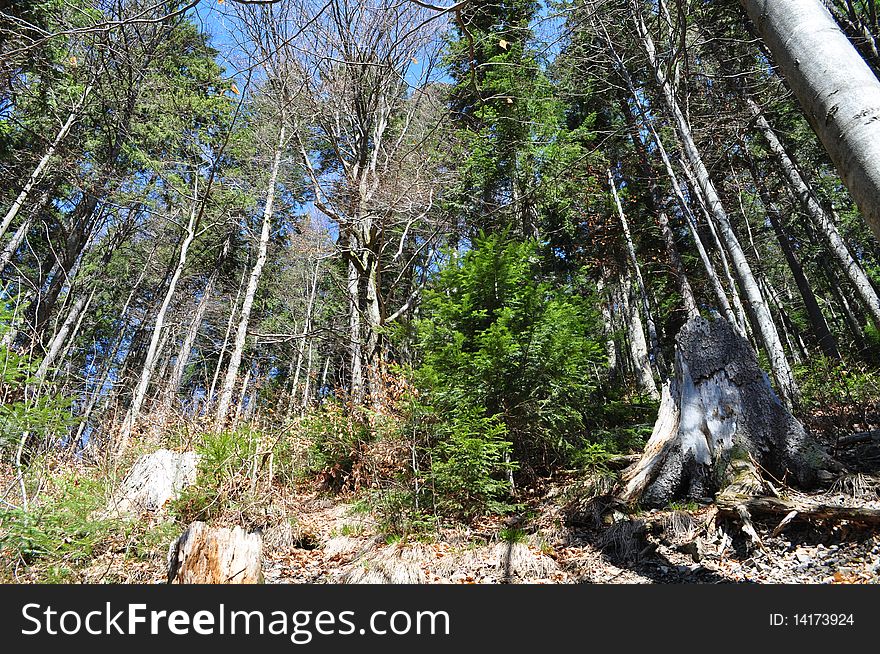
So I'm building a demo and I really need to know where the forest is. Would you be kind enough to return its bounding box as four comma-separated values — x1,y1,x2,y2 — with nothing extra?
2,0,880,585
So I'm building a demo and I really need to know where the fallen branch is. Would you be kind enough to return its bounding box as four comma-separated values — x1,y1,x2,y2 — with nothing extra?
837,430,880,447
716,494,880,526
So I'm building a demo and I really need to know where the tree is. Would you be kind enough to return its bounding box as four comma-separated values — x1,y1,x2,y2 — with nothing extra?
740,0,880,242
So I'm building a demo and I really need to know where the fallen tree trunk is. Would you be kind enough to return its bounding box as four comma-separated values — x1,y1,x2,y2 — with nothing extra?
716,494,880,526
619,316,841,507
167,522,263,584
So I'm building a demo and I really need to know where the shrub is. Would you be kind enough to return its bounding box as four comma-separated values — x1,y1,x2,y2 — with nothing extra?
795,356,880,414
428,408,517,521
414,232,605,477
0,306,76,462
171,427,260,523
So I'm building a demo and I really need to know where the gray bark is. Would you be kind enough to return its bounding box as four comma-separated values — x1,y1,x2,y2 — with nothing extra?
608,168,665,378
740,0,880,242
0,85,92,241
620,317,840,507
216,124,285,426
118,197,200,455
634,10,798,406
747,98,880,330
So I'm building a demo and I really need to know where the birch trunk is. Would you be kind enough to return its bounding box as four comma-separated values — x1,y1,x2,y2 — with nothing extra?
747,99,880,330
34,287,95,380
0,85,92,241
634,11,797,406
117,199,200,456
215,124,285,426
608,169,665,379
740,0,880,241
749,168,841,359
618,87,740,330
168,239,229,397
619,268,660,400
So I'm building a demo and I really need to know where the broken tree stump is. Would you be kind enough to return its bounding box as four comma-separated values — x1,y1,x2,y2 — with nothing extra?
102,449,199,518
167,521,263,584
619,316,842,507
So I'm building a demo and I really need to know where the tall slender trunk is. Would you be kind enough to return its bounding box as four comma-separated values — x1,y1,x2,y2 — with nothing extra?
619,98,698,319
746,98,880,330
739,0,880,241
209,265,247,408
749,165,841,359
0,188,53,273
215,124,285,427
608,169,665,378
634,7,797,406
619,266,660,400
117,194,201,456
0,85,92,241
288,259,320,416
167,239,229,397
34,286,95,380
346,233,364,403
679,159,752,340
597,274,619,382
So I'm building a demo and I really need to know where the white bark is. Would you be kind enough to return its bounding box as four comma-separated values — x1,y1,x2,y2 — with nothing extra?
740,0,880,241
747,98,880,330
34,286,94,380
215,124,285,426
117,198,199,455
102,449,199,518
633,8,798,407
619,268,660,400
608,169,664,379
0,85,92,241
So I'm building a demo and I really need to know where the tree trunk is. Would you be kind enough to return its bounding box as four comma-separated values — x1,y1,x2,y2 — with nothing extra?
635,9,797,405
215,124,285,426
746,99,880,331
618,96,698,319
619,316,840,507
168,238,229,397
167,522,263,584
820,0,880,74
619,267,660,400
608,168,665,378
740,0,880,241
0,85,92,241
346,232,365,403
117,196,200,456
34,286,95,380
750,170,841,359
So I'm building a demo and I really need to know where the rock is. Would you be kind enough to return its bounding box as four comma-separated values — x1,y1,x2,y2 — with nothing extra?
168,521,263,584
794,549,813,564
103,449,198,518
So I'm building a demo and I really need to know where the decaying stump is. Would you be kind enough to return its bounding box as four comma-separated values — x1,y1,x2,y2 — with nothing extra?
619,316,841,508
167,521,263,584
103,449,199,518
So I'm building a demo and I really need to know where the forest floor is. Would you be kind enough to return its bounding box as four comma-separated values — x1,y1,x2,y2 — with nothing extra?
2,421,880,584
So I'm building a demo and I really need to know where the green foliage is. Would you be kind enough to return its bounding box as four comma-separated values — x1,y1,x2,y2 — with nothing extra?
299,401,373,489
795,356,880,413
0,473,110,573
0,306,76,459
416,233,606,472
499,526,528,544
171,428,259,523
429,409,517,520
